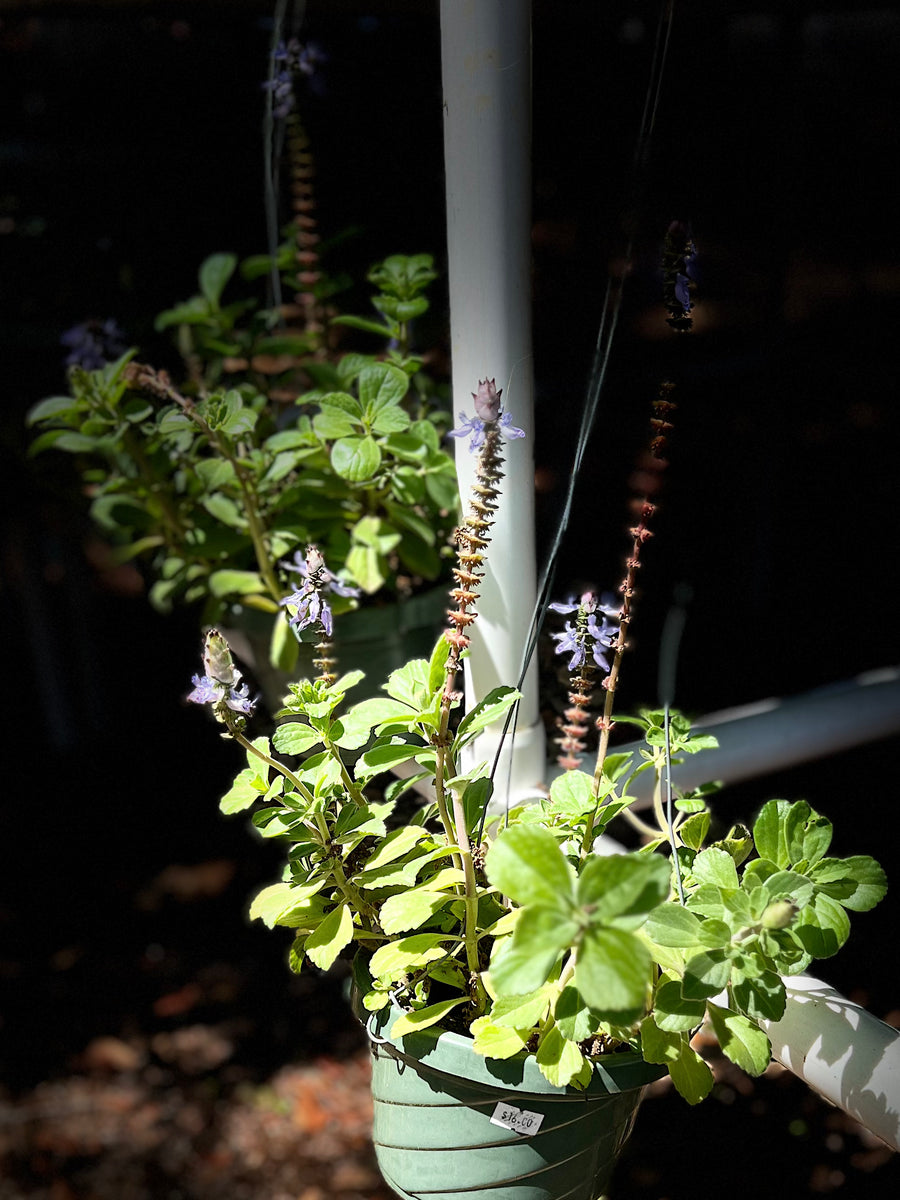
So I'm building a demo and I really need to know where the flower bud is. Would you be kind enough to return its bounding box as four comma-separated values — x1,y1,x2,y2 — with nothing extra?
761,899,799,930
472,378,502,423
203,628,237,687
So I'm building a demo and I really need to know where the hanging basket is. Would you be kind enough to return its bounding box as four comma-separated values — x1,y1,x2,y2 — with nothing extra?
362,1000,663,1200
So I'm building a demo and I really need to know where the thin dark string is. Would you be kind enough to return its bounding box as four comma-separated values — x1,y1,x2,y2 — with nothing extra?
480,1,678,836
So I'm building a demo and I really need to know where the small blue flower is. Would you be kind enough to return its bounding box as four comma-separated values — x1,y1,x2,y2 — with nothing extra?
549,592,618,673
187,673,257,716
280,545,358,639
449,410,526,454
61,318,126,370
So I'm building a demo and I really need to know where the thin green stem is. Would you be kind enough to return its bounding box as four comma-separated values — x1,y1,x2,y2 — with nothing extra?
231,727,314,803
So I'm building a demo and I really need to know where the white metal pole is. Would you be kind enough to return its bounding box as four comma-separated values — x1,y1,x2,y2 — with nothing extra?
440,0,545,802
761,975,900,1151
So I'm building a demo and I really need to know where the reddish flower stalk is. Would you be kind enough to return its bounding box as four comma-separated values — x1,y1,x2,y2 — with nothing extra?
580,381,677,850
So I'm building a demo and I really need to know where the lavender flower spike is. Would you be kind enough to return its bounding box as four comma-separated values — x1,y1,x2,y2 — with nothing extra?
549,592,618,673
280,545,358,639
449,378,525,453
187,629,257,720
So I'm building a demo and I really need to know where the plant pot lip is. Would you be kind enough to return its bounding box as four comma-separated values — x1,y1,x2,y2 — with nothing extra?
359,993,665,1098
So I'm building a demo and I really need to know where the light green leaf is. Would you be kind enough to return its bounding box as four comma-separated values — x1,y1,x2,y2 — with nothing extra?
682,950,732,1000
576,854,671,929
202,493,247,530
379,889,455,935
470,1016,530,1059
486,825,575,910
362,825,431,872
645,903,705,947
548,770,597,816
332,697,417,749
707,1002,771,1076
390,998,466,1037
355,739,423,782
272,721,323,756
199,252,237,307
489,986,554,1030
345,544,384,593
811,855,887,912
640,1016,715,1105
219,767,263,815
313,406,358,439
576,927,652,1018
691,847,740,890
490,906,577,996
358,362,409,415
331,435,382,482
793,892,851,958
368,934,448,982
652,978,707,1032
304,903,354,971
535,1025,589,1089
453,686,522,751
208,569,265,598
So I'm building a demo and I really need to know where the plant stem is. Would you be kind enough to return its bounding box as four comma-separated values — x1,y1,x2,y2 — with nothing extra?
231,727,315,804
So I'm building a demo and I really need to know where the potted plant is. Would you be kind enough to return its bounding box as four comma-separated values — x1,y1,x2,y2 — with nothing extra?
186,380,887,1200
25,250,459,694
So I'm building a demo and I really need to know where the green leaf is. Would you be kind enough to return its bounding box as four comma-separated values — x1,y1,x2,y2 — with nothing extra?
390,998,467,1038
358,362,409,417
249,880,326,929
645,903,706,947
361,825,430,872
793,892,851,958
679,811,710,851
201,493,247,530
535,1025,589,1089
379,889,455,935
682,950,733,1000
470,1016,530,1059
691,847,740,890
730,966,786,1022
208,569,265,598
368,934,448,982
460,777,493,836
640,1016,714,1104
195,458,237,490
304,903,354,971
355,739,422,782
490,906,577,996
331,435,382,482
313,406,358,439
554,986,602,1043
27,395,83,425
332,697,417,749
219,767,263,815
345,544,384,594
576,854,671,929
575,927,651,1019
548,770,597,817
486,825,575,910
811,855,887,912
489,986,554,1030
652,978,708,1032
199,252,237,307
752,799,793,868
707,1002,771,1075
453,686,522,752
272,721,323,756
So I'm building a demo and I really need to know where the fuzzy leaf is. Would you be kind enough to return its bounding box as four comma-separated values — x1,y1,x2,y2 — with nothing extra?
535,1025,590,1089
489,986,554,1030
576,854,671,929
707,1002,771,1076
470,1017,530,1059
368,934,448,982
304,903,354,971
575,927,651,1018
691,847,740,890
390,998,466,1037
453,686,521,752
486,825,575,911
490,905,577,996
379,889,455,935
331,435,381,482
272,721,322,756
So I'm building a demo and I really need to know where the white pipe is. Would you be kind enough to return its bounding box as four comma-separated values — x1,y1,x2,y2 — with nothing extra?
544,666,900,807
761,975,900,1151
440,0,545,803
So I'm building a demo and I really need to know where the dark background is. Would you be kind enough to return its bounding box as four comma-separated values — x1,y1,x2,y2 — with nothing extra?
1,2,898,1197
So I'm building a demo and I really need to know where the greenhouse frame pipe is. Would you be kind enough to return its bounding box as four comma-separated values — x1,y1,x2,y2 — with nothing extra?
440,0,546,804
544,666,900,808
761,975,900,1151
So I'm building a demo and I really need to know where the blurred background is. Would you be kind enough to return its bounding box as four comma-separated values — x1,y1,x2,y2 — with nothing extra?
1,2,898,1197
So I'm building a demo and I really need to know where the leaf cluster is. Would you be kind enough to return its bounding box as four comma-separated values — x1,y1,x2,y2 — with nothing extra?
214,658,886,1101
27,253,458,663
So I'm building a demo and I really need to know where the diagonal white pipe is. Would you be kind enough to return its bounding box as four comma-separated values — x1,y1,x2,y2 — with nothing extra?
761,975,900,1151
440,0,545,803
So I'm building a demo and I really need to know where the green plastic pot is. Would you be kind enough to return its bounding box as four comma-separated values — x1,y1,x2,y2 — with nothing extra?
362,999,663,1200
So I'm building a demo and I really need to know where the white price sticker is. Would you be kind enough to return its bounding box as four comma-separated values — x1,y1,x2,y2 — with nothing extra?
489,1101,544,1137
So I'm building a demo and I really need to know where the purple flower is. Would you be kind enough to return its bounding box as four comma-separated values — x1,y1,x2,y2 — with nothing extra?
549,592,618,673
280,545,359,638
264,39,327,115
549,591,620,621
61,318,126,370
449,400,526,453
187,629,257,719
